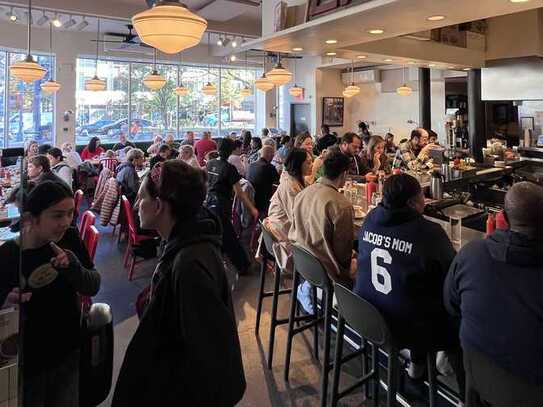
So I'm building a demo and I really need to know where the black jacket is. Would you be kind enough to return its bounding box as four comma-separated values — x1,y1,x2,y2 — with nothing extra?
445,230,543,385
316,133,337,154
247,157,280,214
112,209,246,406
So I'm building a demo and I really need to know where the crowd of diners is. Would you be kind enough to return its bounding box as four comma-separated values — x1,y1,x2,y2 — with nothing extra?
0,121,542,407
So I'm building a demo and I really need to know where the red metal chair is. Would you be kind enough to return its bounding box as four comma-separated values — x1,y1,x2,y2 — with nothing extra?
79,210,96,241
81,225,100,314
73,189,84,223
121,195,155,280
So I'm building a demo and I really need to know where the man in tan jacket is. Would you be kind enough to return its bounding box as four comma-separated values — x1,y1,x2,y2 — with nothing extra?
289,149,355,285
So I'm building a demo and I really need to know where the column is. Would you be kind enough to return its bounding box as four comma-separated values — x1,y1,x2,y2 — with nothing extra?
418,67,431,130
468,69,485,163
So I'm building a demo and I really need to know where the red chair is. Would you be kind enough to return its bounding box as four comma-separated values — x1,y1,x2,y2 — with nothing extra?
79,210,96,241
121,195,155,280
73,189,84,223
81,225,100,314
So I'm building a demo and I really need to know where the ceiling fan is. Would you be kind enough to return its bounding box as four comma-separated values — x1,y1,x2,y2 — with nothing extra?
91,24,151,48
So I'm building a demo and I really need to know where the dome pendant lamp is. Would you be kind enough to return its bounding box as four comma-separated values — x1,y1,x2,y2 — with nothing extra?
255,55,274,92
144,48,167,91
41,22,61,94
85,19,107,91
132,0,208,54
201,32,216,96
288,55,303,98
265,53,292,86
239,51,252,98
174,52,189,96
397,65,413,96
343,60,360,97
9,0,46,83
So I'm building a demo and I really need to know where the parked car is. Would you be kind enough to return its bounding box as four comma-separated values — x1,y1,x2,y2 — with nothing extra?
76,119,114,138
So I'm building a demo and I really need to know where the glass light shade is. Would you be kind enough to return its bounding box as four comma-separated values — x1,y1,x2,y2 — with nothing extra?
255,75,274,92
265,62,292,86
342,90,353,98
343,84,360,97
201,82,217,96
143,70,166,90
9,56,47,83
40,80,61,94
174,85,189,96
85,75,107,91
132,0,208,54
288,85,303,97
397,84,413,96
240,86,252,97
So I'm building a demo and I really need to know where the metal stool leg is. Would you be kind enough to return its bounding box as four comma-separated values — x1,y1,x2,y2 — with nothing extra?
267,265,281,369
387,349,399,407
427,352,437,407
372,343,380,407
284,271,300,382
330,312,345,407
255,258,267,335
312,285,319,361
320,289,333,407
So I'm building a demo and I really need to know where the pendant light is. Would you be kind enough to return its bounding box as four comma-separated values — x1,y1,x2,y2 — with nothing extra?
9,0,47,83
201,32,216,96
174,52,189,96
255,55,274,92
239,51,252,98
143,48,167,91
132,0,208,54
265,53,292,86
343,60,360,97
288,55,303,98
397,65,413,96
342,90,353,98
41,22,61,94
85,19,106,91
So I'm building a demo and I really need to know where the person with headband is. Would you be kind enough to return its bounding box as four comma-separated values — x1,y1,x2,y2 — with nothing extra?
113,160,246,406
0,181,100,406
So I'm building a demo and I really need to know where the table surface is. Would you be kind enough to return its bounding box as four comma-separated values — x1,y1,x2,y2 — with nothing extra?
0,204,19,224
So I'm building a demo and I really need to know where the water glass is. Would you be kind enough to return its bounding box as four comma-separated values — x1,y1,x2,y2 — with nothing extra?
449,216,462,248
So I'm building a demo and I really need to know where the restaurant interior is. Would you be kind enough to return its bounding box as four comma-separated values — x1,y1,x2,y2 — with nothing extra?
1,0,543,406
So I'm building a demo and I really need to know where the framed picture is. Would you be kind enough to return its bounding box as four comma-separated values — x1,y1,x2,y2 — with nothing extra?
521,116,535,131
322,97,344,127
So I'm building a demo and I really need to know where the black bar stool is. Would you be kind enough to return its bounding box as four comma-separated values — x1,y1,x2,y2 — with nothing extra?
331,283,438,407
284,244,335,407
254,223,294,369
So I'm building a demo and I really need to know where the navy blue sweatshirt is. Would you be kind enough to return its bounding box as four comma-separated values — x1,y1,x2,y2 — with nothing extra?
354,205,456,342
445,230,543,386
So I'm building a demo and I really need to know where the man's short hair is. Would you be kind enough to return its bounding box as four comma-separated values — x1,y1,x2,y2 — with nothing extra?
382,174,422,210
341,132,361,145
158,144,171,154
127,148,144,162
410,129,422,140
30,155,51,172
505,181,543,234
47,147,63,160
323,149,351,180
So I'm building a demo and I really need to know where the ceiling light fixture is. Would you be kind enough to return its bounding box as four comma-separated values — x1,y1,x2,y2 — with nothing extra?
222,37,231,47
510,0,531,3
41,21,61,94
397,64,412,96
343,59,360,97
52,14,62,27
36,11,49,26
63,15,77,29
230,55,237,62
408,61,416,64
231,38,238,48
292,47,303,52
289,56,303,98
76,17,89,31
174,52,189,96
85,18,106,91
326,52,337,56
144,48,167,90
384,58,393,62
325,39,337,44
201,32,216,96
427,15,446,21
368,29,384,34
132,0,207,54
239,51,252,98
266,54,292,86
428,63,436,67
217,36,223,46
9,0,47,83
463,67,471,71
7,7,17,22
255,56,274,92
357,55,367,59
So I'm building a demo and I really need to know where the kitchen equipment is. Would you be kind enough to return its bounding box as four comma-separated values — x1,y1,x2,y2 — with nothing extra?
430,171,444,200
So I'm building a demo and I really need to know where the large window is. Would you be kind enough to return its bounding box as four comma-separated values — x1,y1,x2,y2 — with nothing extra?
76,57,261,144
0,51,55,148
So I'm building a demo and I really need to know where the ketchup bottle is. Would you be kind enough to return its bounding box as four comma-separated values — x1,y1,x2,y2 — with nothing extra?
366,180,377,205
496,211,509,230
486,213,496,236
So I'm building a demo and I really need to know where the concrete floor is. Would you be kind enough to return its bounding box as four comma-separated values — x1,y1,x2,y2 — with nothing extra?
91,220,456,407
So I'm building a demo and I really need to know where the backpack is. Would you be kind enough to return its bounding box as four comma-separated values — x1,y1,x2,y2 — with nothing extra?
52,162,78,191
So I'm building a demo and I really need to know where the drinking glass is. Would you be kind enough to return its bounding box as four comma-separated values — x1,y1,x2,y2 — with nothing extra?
449,216,462,248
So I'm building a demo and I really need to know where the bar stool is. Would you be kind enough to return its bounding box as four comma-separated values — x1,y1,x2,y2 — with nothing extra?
331,283,438,407
284,244,335,407
254,223,293,369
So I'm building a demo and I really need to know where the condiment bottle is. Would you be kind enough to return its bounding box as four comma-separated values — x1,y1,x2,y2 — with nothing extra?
366,180,377,205
496,211,509,230
486,213,496,236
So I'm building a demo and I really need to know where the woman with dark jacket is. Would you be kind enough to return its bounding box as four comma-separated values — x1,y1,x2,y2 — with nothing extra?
360,135,392,175
112,160,246,406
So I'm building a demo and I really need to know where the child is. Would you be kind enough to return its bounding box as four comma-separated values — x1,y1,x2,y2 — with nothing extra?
100,150,119,172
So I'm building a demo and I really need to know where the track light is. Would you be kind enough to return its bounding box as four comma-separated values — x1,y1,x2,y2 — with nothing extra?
216,37,223,46
76,17,89,31
37,11,49,26
230,55,237,62
7,7,17,22
222,37,230,47
231,38,238,48
63,15,77,29
52,14,62,27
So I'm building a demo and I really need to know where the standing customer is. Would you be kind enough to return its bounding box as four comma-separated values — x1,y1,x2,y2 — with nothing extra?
0,181,100,407
194,131,218,166
180,131,195,146
47,147,74,188
61,143,83,170
113,161,245,406
445,182,543,406
80,136,105,161
247,145,280,216
206,138,258,275
116,148,145,204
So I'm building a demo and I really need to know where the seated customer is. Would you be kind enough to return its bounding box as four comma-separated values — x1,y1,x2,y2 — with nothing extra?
47,147,74,188
149,144,171,169
361,135,392,175
396,129,432,171
384,132,397,154
112,132,135,151
112,160,245,406
178,145,200,168
445,182,543,406
354,174,462,383
339,132,367,176
116,148,145,203
27,155,70,189
247,145,280,216
316,124,338,155
289,149,355,285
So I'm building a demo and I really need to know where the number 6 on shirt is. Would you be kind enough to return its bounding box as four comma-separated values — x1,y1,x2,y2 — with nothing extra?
371,248,392,295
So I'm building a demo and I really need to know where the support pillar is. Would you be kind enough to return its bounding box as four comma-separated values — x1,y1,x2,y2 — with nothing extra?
468,69,485,163
419,67,431,130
